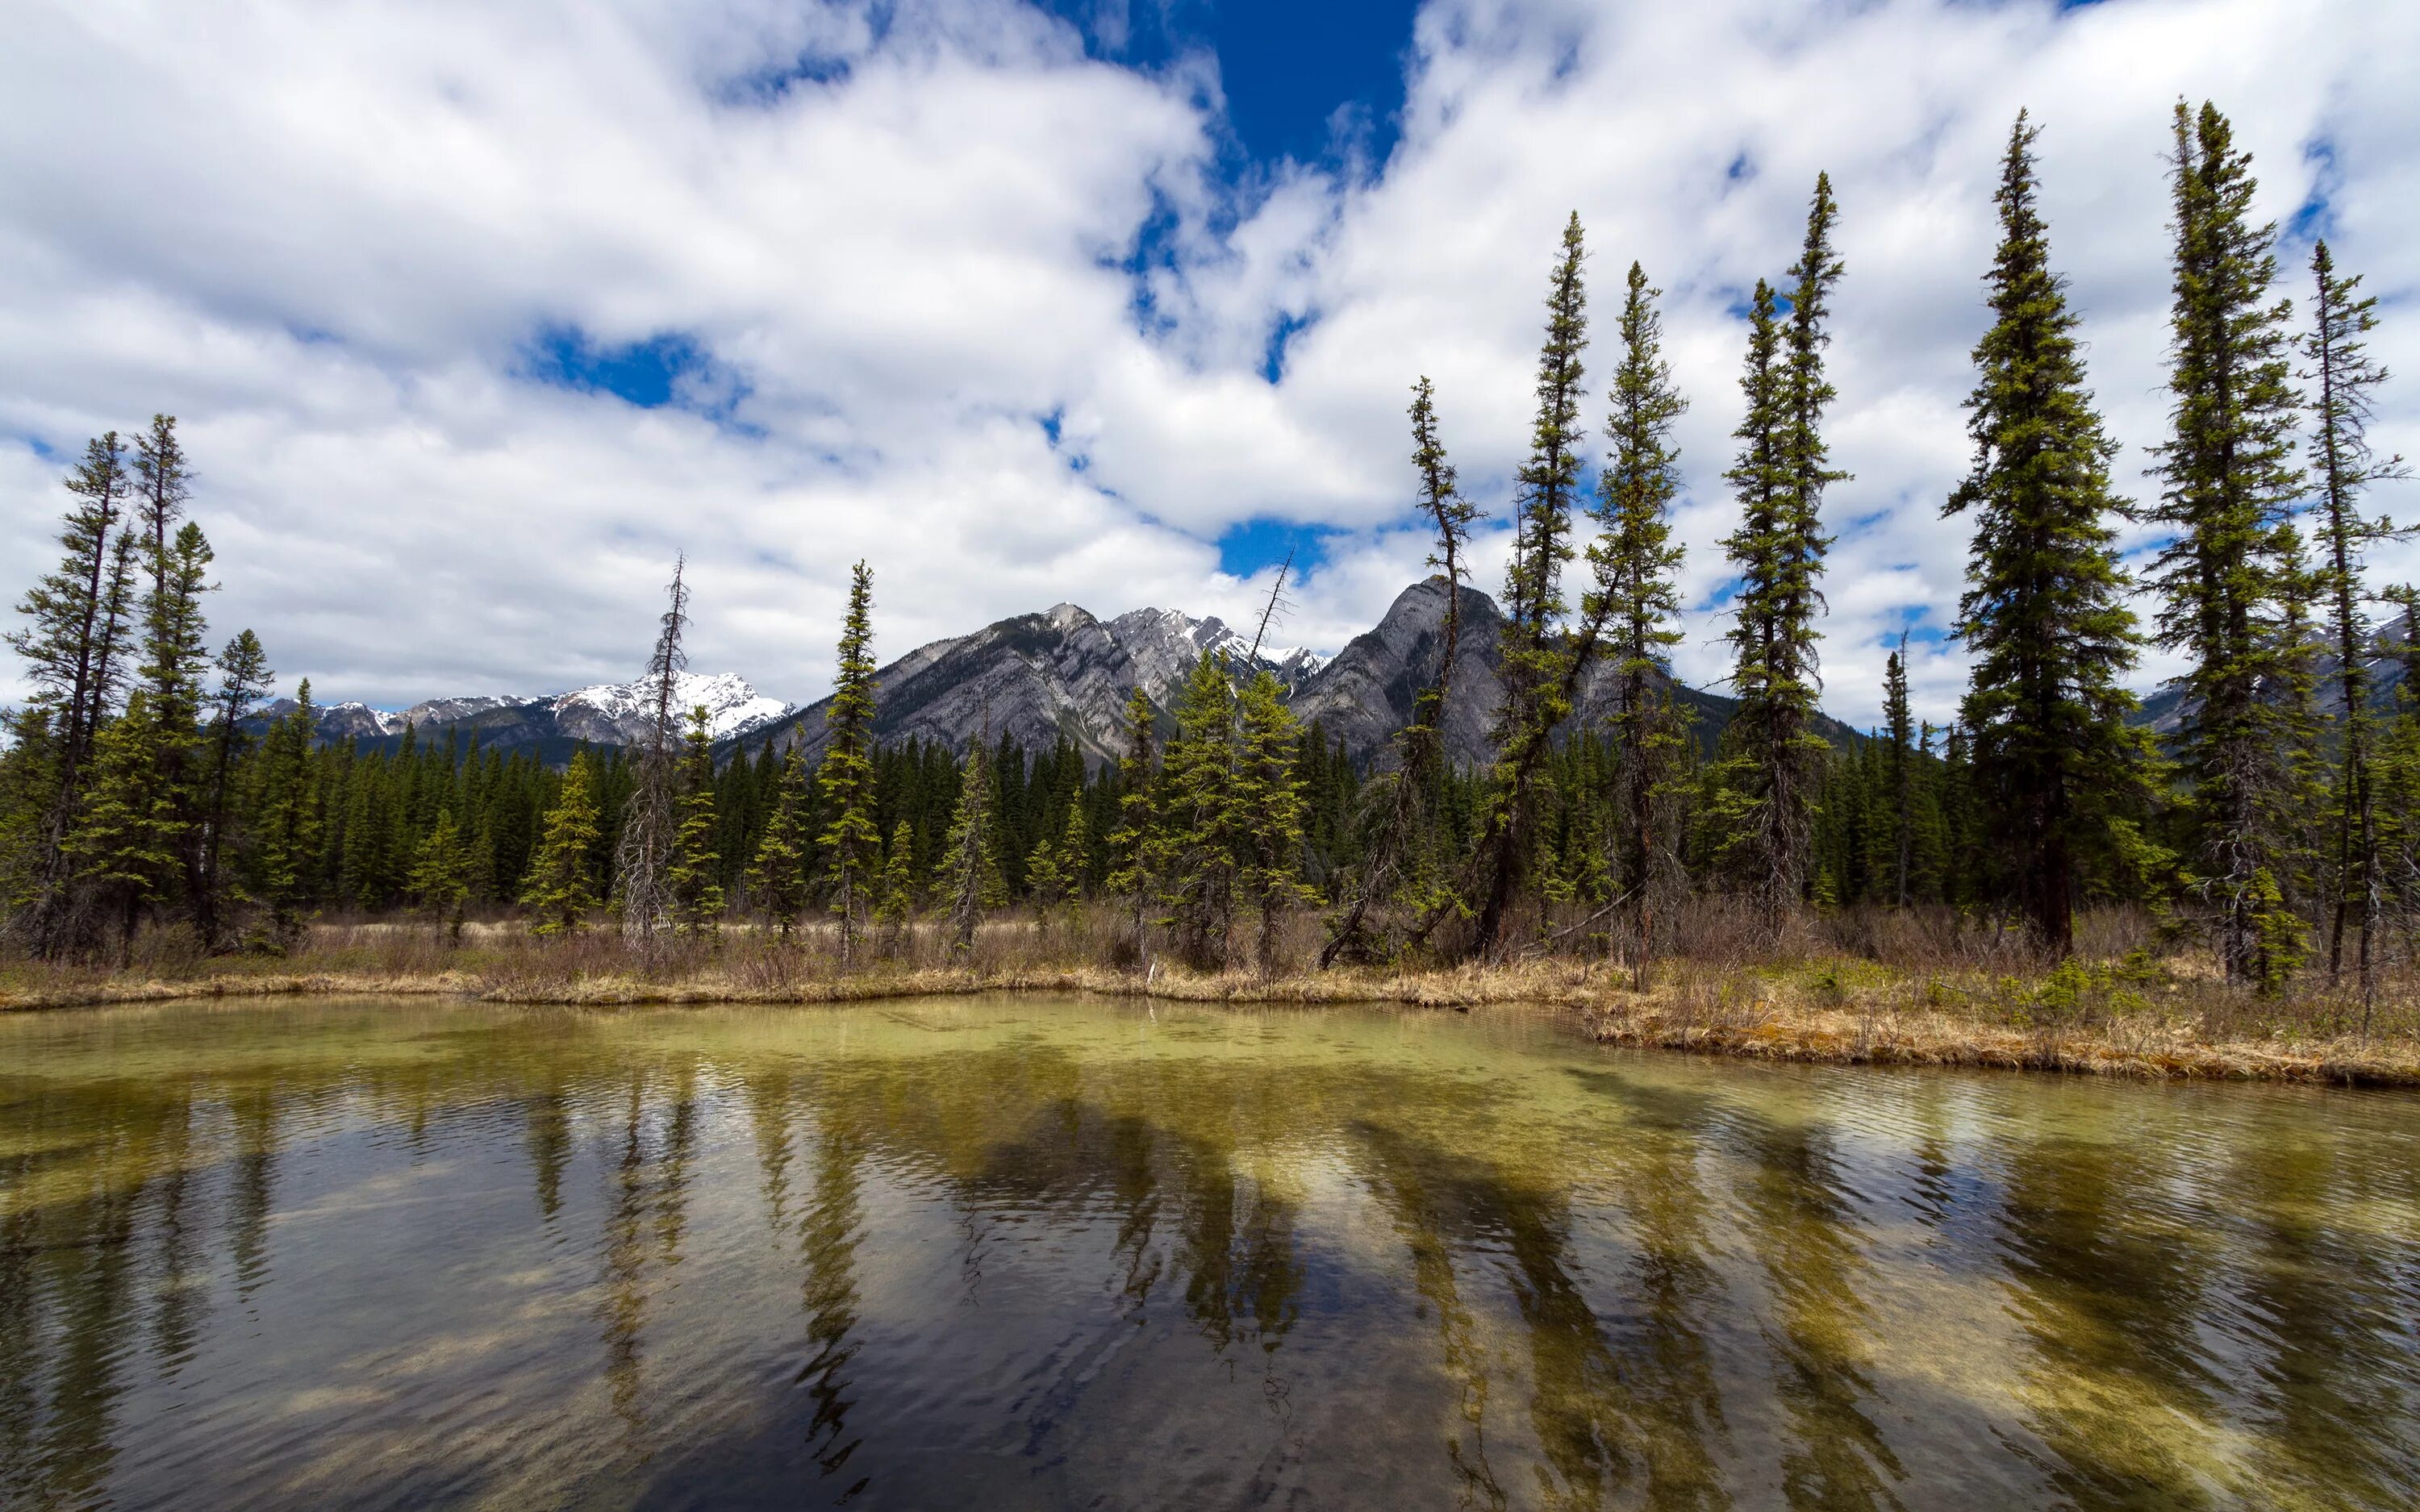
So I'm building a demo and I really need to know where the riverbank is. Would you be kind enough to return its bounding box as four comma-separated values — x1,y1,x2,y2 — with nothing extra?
7,931,2415,1087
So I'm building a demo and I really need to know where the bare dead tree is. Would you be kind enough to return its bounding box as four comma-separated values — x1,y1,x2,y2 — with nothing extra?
615,556,688,954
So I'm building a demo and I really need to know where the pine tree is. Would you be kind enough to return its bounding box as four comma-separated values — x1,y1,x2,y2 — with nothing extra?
940,738,1002,953
194,629,273,949
748,747,812,938
1104,686,1158,953
65,689,180,963
1945,113,2158,953
1595,261,1693,968
1160,652,1241,969
2148,100,2308,983
1233,670,1312,975
1473,214,1592,957
1327,377,1482,967
874,820,917,953
668,705,724,934
409,808,473,942
819,561,881,966
248,681,323,944
524,751,603,935
2303,239,2410,1020
1880,639,1915,907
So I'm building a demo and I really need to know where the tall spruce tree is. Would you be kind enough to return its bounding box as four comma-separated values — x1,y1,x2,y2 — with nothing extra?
1947,113,2154,952
2148,100,2308,985
1327,377,1482,966
1160,652,1241,969
2302,239,2409,1018
195,628,274,948
1104,686,1159,953
941,738,1001,953
524,750,603,935
748,747,812,937
247,681,322,943
668,705,725,934
1233,670,1312,975
1472,213,1592,958
1881,639,1915,908
818,561,881,966
1595,261,1692,966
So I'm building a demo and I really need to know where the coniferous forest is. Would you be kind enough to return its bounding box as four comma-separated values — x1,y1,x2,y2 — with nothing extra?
5,103,2415,1057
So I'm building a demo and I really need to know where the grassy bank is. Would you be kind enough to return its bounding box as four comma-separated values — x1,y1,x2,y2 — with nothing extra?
7,910,2418,1088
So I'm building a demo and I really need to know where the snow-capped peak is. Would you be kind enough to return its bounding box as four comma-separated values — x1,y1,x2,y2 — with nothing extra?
555,672,793,739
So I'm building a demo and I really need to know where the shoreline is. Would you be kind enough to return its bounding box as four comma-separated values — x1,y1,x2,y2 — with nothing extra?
7,962,2414,1089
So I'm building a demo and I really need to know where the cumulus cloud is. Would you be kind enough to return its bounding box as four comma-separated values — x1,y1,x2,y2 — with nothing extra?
2,0,2413,729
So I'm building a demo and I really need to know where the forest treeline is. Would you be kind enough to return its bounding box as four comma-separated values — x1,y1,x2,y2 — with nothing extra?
2,103,2410,1014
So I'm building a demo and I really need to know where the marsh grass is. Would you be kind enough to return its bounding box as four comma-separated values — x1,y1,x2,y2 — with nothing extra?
5,899,2416,1085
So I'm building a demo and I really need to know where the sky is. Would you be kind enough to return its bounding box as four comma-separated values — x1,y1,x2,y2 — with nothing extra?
2,0,2415,730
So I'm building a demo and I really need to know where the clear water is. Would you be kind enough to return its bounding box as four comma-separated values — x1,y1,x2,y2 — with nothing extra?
2,995,2415,1511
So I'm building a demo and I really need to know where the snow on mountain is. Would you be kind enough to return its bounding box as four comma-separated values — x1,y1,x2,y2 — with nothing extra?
553,672,793,741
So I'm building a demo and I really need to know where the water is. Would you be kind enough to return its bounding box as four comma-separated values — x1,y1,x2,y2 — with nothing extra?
2,997,2416,1511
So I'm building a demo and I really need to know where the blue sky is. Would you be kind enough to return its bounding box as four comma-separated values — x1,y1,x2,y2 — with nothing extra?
2,0,2414,726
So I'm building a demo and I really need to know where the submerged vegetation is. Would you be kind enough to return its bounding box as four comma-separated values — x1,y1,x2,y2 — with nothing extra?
5,102,2418,1077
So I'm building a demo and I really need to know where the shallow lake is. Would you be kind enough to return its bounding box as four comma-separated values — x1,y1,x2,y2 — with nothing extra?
2,995,2416,1510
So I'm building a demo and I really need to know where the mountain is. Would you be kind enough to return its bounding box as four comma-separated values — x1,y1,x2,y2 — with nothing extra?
739,604,1325,768
257,673,791,754
737,578,1856,769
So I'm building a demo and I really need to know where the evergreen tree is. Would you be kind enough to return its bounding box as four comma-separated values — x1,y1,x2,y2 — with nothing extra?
2148,100,2308,983
194,629,273,948
748,747,812,937
1104,687,1159,954
1160,652,1241,969
1473,214,1592,957
2302,239,2410,1018
523,751,603,935
668,705,725,934
874,819,916,953
1327,377,1482,966
247,681,323,944
65,689,179,962
1946,113,2156,953
1881,639,1915,907
940,738,1002,953
819,561,881,966
1595,260,1693,968
1233,670,1312,975
408,808,473,942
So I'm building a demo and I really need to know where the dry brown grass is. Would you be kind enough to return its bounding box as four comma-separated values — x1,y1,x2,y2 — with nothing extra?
6,903,2417,1087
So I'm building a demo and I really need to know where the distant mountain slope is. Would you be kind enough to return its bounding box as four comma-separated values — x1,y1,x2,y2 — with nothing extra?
255,673,791,753
738,577,1858,768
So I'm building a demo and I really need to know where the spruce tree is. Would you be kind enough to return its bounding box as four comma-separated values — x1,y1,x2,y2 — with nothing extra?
1233,670,1312,975
748,747,812,937
248,681,323,944
1326,377,1481,967
1104,686,1159,954
2148,100,2308,983
194,629,273,949
409,808,473,942
65,689,179,962
940,738,1001,953
523,751,603,935
1946,111,2158,952
818,561,881,966
1473,214,1592,957
1595,261,1692,968
1881,639,1915,908
2302,239,2409,1018
668,706,725,934
1160,652,1241,969
874,820,916,953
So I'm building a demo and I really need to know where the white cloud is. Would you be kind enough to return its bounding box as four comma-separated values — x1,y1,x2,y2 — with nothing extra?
2,0,2414,729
